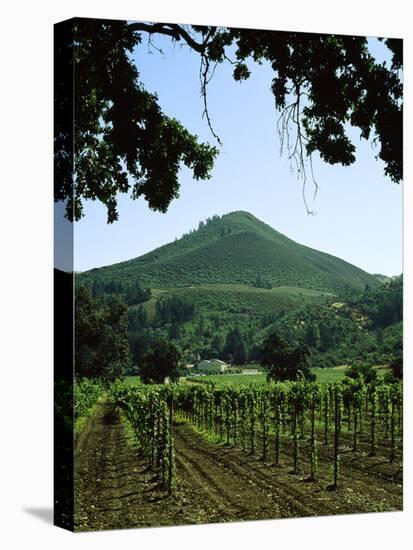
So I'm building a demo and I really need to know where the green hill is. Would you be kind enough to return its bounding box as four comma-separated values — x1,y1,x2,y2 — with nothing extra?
373,273,392,284
77,213,400,369
81,211,379,296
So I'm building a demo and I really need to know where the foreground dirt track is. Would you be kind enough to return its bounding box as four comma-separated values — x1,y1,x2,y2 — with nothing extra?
74,400,402,532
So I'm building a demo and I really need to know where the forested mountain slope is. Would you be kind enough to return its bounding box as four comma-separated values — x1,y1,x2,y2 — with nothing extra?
81,211,379,295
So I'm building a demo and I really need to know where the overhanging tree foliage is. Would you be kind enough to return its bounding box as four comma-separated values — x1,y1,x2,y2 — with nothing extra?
55,19,402,222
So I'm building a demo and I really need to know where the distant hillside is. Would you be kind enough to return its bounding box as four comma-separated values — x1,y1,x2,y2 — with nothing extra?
374,274,392,284
266,275,403,368
81,211,379,296
77,215,401,370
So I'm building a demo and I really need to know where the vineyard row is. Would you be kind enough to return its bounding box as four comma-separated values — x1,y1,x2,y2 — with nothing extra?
110,379,403,494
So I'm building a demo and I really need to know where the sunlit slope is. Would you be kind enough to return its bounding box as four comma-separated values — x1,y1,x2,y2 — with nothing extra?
82,211,379,294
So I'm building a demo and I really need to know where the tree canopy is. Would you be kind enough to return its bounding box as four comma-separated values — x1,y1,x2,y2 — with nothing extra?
55,19,402,222
75,285,129,380
261,332,315,381
139,339,182,384
345,363,378,384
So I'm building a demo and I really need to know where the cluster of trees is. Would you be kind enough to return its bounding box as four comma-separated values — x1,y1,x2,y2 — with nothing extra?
75,285,129,380
89,277,151,305
125,292,258,367
155,296,196,325
220,226,233,237
153,296,197,343
261,332,315,382
76,284,184,383
222,327,248,364
128,305,149,332
126,278,402,374
75,274,403,384
198,215,220,229
351,276,403,329
266,277,403,368
252,274,273,289
186,315,259,364
275,304,357,351
176,214,234,247
345,357,402,384
139,339,181,384
132,323,403,385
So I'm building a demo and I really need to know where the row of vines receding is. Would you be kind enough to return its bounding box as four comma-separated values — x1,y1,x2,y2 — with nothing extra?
111,379,402,495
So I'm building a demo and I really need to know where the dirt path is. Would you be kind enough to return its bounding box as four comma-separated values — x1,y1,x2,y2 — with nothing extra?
74,400,402,532
177,424,402,518
75,399,185,531
173,424,290,523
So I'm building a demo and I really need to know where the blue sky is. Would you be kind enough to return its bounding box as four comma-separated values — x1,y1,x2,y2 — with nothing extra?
72,32,402,276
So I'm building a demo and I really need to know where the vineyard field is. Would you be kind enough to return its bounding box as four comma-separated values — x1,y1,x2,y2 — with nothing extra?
125,367,346,387
190,373,268,385
188,365,388,385
74,377,403,530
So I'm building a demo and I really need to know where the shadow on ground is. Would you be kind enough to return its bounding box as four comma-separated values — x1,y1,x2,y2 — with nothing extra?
24,507,53,525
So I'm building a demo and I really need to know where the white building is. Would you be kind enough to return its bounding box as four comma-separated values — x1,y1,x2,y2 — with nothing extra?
196,359,228,374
